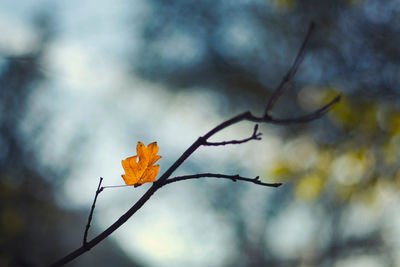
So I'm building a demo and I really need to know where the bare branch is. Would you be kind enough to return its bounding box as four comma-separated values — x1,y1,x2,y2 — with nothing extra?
163,173,282,187
203,124,262,146
264,21,316,116
83,177,104,246
200,94,340,142
48,23,339,267
267,94,341,124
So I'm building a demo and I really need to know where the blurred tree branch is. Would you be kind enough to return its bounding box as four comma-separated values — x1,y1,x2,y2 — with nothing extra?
48,22,340,267
264,22,315,116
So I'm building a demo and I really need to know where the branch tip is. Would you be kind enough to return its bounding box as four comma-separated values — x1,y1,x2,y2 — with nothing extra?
264,21,316,116
309,21,316,31
83,178,104,246
262,94,341,124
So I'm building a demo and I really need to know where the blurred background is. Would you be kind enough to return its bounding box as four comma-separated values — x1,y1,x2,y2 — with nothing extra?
1,0,400,266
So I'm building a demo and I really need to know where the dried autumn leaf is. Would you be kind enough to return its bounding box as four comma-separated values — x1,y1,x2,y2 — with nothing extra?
121,141,161,187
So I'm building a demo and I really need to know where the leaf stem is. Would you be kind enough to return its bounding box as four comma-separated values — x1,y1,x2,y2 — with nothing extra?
101,185,130,189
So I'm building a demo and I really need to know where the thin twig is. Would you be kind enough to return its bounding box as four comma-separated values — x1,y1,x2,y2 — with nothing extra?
83,177,104,246
197,95,340,143
264,21,316,116
102,184,129,189
204,124,262,146
267,94,341,124
163,173,282,187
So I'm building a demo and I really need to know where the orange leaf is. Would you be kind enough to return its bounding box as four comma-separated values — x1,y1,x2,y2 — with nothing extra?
121,141,161,187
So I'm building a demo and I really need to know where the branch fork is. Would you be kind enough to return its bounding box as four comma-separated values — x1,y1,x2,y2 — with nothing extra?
203,124,262,146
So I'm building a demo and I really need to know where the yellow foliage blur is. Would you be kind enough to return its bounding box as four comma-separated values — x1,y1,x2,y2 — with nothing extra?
295,172,325,201
269,0,296,10
382,136,400,165
273,87,400,206
320,91,358,129
0,208,24,234
269,161,293,182
345,0,365,5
